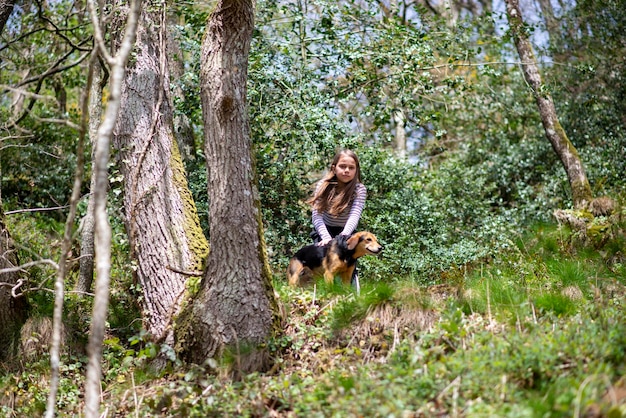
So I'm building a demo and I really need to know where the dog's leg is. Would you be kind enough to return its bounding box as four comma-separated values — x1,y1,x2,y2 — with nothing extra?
287,259,303,287
324,270,335,284
351,271,360,295
341,267,355,286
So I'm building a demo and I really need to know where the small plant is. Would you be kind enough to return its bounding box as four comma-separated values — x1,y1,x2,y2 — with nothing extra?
330,282,396,331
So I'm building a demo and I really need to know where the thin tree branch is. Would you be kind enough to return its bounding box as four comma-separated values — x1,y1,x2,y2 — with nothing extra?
31,117,80,130
44,43,92,418
16,47,91,89
0,27,47,53
83,0,141,416
8,49,91,127
87,0,114,65
338,59,552,96
0,259,60,275
0,85,57,101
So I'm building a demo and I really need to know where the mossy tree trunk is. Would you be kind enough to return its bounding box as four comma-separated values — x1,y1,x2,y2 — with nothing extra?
505,0,593,210
112,3,208,343
175,0,280,375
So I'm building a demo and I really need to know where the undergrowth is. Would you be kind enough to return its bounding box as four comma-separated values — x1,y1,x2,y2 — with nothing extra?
1,218,626,417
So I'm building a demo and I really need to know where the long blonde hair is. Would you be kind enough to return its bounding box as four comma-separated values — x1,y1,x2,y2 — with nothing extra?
308,149,362,216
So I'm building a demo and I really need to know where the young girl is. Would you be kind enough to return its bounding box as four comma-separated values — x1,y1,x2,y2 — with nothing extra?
308,149,366,248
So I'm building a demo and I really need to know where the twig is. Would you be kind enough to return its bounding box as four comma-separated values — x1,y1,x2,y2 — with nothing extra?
165,265,204,277
5,205,70,215
132,372,139,418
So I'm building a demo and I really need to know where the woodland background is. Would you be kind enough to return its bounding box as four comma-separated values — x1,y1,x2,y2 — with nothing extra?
1,0,625,416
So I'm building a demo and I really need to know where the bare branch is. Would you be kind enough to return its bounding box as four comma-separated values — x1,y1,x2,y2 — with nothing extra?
4,205,71,215
0,27,48,54
8,50,91,128
31,116,80,130
83,0,141,416
87,0,114,65
0,84,57,102
0,259,60,275
15,49,91,89
38,14,93,52
166,265,204,277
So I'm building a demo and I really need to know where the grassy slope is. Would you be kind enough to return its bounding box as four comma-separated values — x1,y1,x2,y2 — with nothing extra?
1,219,625,417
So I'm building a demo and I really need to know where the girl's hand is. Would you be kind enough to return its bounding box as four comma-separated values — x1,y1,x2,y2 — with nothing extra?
317,238,332,247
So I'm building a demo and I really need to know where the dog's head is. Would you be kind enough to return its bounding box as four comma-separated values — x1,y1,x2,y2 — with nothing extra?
346,231,383,258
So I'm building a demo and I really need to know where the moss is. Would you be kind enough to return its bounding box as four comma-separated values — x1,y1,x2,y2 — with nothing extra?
551,120,593,210
571,178,593,209
172,302,196,356
169,135,210,274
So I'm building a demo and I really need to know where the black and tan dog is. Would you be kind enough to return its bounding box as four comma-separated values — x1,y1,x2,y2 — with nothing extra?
287,231,383,287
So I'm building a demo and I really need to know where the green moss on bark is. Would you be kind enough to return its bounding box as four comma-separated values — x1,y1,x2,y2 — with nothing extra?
169,137,209,273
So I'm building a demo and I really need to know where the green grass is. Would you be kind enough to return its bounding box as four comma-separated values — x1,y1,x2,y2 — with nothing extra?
2,219,626,417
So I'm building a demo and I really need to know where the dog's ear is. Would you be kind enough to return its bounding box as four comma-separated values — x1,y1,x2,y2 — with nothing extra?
346,233,363,250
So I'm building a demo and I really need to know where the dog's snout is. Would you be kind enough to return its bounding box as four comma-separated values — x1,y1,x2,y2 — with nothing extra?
367,243,383,254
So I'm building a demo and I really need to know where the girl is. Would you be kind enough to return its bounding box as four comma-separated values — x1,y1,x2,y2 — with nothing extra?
308,149,366,247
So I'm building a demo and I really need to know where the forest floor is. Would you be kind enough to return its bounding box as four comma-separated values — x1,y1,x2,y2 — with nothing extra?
2,220,626,417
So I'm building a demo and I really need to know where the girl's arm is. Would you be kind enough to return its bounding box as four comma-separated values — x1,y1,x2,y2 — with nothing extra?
312,209,332,241
341,183,366,236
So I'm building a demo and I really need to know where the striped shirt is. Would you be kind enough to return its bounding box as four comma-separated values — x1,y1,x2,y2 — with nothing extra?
312,182,366,241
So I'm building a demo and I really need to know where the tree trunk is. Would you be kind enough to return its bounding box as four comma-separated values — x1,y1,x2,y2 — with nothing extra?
0,0,26,362
536,0,559,43
0,207,28,361
76,57,104,295
112,3,208,343
0,0,15,35
167,18,196,163
504,0,593,210
176,0,280,376
393,108,407,158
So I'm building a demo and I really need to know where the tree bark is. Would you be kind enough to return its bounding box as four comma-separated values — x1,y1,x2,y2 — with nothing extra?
112,2,208,343
393,108,407,158
176,0,280,376
0,0,15,35
76,57,104,295
0,0,26,363
0,207,28,361
504,0,593,210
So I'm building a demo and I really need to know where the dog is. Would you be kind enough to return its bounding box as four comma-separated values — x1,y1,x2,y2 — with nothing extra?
287,231,383,287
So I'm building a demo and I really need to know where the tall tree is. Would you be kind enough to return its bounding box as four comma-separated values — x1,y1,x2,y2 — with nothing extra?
176,0,279,375
0,0,15,34
0,0,27,362
504,0,593,210
111,0,208,343
76,57,105,295
0,206,28,361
